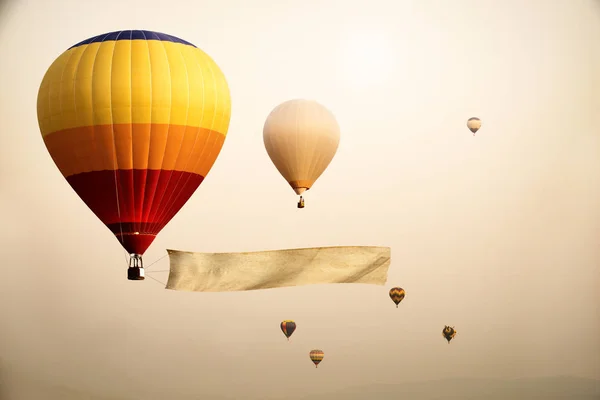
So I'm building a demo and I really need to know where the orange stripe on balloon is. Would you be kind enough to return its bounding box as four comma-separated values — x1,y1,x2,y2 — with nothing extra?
288,180,313,190
43,124,226,177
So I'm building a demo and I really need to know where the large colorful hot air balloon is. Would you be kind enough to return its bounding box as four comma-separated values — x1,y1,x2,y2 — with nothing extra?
442,325,457,344
280,320,296,341
467,117,481,136
309,349,324,368
37,30,231,280
389,287,405,308
263,99,340,208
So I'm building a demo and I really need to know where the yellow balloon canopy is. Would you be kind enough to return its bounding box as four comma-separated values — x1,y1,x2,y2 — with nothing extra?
37,30,232,279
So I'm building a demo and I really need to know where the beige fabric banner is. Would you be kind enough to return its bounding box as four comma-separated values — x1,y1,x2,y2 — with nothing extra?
165,246,391,292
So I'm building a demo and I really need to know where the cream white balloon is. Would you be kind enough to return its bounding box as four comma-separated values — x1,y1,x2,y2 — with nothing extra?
467,117,482,135
263,99,341,198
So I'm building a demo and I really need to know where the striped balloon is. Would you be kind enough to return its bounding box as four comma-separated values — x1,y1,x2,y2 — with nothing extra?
309,349,324,368
37,30,231,279
389,287,406,308
280,320,296,341
442,326,457,344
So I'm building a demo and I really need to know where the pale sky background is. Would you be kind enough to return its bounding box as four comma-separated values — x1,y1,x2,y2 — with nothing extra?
0,0,599,399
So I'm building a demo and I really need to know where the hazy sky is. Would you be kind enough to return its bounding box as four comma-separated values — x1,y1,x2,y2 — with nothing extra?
0,0,599,399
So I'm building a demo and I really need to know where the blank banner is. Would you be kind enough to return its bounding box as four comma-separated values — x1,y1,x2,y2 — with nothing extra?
165,246,391,292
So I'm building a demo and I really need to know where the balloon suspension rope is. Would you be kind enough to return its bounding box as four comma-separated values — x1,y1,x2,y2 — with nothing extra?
143,253,171,286
145,274,166,286
145,253,169,271
122,249,129,267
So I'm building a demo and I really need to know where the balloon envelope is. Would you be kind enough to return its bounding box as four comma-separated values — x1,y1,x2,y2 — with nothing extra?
467,117,481,134
37,30,231,256
442,326,457,343
280,320,296,339
389,287,406,307
263,99,340,195
309,349,324,367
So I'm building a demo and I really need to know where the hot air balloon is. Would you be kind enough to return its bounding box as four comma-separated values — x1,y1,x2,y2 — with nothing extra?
442,325,457,344
309,349,324,368
280,320,296,341
37,30,231,280
467,117,481,136
389,287,405,308
263,99,340,208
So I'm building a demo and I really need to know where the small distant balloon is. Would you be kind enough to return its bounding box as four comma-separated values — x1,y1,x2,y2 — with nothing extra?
467,117,481,136
389,287,406,308
442,326,457,344
309,349,324,368
280,320,296,341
